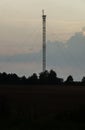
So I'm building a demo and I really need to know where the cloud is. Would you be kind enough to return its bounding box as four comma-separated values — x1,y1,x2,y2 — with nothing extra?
46,32,85,64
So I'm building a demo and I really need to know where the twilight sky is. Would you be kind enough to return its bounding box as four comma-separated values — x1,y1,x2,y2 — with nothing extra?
0,0,85,80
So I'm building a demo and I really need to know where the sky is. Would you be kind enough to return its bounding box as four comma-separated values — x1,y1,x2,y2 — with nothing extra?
0,0,85,80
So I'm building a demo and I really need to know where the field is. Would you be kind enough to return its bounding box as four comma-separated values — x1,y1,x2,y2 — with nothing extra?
0,85,85,129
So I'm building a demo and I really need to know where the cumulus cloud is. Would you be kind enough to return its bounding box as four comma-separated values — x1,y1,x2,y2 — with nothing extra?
47,32,85,80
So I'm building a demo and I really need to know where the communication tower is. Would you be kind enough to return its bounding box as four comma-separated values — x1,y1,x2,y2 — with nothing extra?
42,10,46,72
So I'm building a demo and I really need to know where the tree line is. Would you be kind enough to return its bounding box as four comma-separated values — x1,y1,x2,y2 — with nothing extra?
0,70,85,85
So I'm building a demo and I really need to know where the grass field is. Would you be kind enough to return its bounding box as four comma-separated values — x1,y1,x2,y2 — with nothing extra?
0,85,85,129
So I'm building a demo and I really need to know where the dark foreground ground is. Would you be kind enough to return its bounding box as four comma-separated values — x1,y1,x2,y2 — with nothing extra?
0,85,85,129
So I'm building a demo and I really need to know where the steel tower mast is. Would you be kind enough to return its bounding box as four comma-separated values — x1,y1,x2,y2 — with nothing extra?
42,10,46,72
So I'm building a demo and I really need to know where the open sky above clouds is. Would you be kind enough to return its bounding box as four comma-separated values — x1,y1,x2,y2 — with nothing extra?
0,0,85,80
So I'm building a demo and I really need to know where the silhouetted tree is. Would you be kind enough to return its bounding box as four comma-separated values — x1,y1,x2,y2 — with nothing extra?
39,70,49,84
65,75,74,84
81,77,85,86
39,70,63,85
0,72,20,84
0,72,8,83
28,73,38,84
49,70,57,78
48,70,57,84
82,77,85,83
9,73,20,84
21,76,27,84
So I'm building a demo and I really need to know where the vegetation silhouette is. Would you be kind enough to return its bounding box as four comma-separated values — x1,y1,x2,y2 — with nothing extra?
0,70,85,85
65,75,74,83
39,70,63,85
